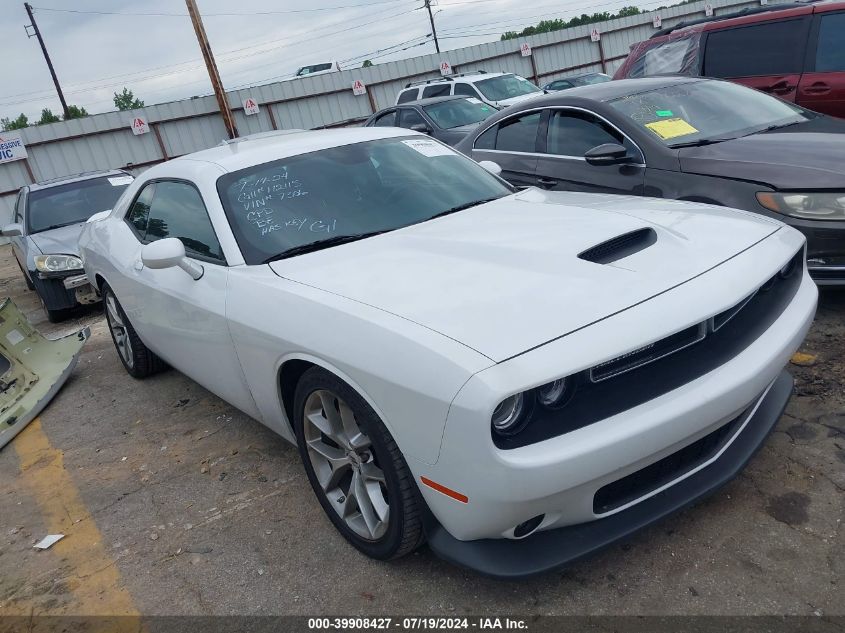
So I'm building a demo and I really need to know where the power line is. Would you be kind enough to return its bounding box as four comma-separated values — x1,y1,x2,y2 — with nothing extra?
30,0,413,17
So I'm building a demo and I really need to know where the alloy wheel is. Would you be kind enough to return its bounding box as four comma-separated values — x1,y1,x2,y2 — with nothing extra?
302,389,390,541
105,292,133,369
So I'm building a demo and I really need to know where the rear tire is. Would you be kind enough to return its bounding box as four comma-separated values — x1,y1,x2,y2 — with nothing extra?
293,367,425,560
102,283,166,378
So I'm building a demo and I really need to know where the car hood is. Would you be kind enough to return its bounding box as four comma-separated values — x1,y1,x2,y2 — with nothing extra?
28,222,85,255
496,92,543,107
269,190,780,361
679,128,845,190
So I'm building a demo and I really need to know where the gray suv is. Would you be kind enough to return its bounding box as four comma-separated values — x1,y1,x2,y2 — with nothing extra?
3,170,133,321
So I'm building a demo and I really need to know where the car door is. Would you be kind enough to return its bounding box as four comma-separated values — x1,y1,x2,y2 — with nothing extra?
797,10,845,118
702,16,812,102
470,110,542,188
534,108,646,194
118,179,259,418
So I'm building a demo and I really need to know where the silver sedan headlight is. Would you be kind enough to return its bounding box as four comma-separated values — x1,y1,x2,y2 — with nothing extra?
34,254,84,273
757,192,845,220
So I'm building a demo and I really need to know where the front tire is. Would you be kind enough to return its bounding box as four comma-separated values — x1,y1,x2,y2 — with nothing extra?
293,367,425,560
102,284,166,379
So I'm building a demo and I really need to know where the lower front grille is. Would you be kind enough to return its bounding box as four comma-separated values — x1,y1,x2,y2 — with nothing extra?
592,408,748,515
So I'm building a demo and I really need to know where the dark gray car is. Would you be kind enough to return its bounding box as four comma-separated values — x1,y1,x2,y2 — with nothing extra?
364,95,497,146
2,170,133,321
455,76,845,285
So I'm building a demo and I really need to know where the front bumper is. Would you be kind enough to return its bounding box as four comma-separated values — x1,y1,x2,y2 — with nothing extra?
783,218,845,286
425,370,793,579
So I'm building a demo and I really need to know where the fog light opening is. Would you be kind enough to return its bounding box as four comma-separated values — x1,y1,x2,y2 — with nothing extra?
513,514,545,539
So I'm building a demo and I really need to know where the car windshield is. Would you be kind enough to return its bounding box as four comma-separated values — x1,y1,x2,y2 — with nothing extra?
607,80,811,147
475,74,540,101
27,175,132,234
422,98,495,129
571,73,611,86
216,137,512,264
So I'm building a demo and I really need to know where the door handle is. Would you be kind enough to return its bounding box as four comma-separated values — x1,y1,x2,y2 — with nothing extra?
802,82,831,96
537,177,557,188
763,80,795,96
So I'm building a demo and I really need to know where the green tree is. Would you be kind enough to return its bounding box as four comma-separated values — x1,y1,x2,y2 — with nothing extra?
362,59,373,68
64,104,89,119
501,4,648,40
113,87,144,111
1,113,29,131
38,108,61,125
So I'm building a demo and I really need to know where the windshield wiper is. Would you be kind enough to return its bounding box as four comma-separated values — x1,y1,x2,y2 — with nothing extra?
426,197,502,222
33,221,80,232
670,137,737,149
263,230,389,264
753,120,802,134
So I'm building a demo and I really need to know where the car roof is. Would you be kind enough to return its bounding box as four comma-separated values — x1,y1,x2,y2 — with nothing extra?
402,71,508,90
28,169,129,192
528,76,703,103
170,127,418,173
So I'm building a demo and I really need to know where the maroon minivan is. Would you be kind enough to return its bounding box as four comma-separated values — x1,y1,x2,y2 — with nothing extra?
614,1,845,118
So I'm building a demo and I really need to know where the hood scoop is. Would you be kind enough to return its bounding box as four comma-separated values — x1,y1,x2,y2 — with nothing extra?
578,227,657,265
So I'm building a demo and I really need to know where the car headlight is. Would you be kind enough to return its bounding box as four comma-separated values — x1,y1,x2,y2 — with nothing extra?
757,192,845,220
491,377,573,437
34,254,83,273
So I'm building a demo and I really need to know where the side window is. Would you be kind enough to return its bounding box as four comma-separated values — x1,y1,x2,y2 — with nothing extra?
703,19,808,77
475,125,497,150
494,111,541,153
815,13,845,72
126,183,155,236
146,181,225,263
550,81,573,90
453,83,478,97
396,89,419,104
398,108,426,128
422,84,451,98
373,111,397,127
546,110,629,157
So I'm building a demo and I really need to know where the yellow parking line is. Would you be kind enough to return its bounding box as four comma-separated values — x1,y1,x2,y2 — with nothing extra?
14,417,140,619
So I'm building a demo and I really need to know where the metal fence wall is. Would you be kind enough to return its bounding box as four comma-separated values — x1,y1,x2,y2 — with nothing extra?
0,0,781,228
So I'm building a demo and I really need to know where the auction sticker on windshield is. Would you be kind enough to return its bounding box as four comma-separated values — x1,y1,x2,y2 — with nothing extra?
402,139,453,157
645,118,699,140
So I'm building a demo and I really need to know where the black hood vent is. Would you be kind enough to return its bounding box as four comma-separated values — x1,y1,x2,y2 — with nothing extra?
578,227,657,265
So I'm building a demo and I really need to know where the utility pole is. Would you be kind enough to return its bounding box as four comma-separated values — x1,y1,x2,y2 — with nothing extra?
24,2,69,119
185,0,238,139
424,0,441,54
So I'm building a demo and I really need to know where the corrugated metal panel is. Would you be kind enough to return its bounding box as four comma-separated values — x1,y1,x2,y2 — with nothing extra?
0,0,785,212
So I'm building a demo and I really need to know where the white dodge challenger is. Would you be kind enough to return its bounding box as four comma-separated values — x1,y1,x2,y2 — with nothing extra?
79,127,817,578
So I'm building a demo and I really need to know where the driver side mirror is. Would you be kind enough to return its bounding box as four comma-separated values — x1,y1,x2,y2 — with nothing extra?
1,223,23,237
478,160,503,177
410,123,432,135
584,143,633,166
141,238,204,280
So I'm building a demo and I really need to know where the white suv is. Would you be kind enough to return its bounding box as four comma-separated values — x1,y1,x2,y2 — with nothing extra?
395,71,542,108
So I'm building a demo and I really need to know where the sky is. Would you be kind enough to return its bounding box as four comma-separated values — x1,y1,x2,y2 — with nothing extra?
0,0,642,122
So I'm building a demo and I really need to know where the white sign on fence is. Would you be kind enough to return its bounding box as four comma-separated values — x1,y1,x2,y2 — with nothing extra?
0,132,27,164
243,97,260,115
653,14,662,28
130,116,149,135
352,79,367,96
520,42,532,57
705,3,714,16
440,61,452,76
590,28,601,42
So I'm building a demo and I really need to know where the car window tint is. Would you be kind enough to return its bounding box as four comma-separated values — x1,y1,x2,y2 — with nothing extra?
374,111,397,127
127,183,155,236
551,81,573,90
422,84,451,98
816,13,845,72
27,176,131,234
396,89,419,104
494,111,541,152
146,181,224,262
546,110,627,156
398,108,427,128
453,83,477,97
475,125,497,150
704,19,807,77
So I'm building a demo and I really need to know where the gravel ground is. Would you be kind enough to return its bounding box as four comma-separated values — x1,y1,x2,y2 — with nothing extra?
0,243,842,618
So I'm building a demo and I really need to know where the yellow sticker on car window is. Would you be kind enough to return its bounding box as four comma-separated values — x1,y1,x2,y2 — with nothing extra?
644,118,699,140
